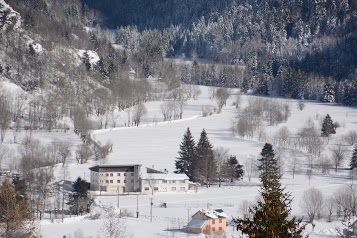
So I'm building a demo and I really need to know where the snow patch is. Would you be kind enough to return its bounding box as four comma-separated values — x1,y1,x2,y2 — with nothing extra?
77,50,100,66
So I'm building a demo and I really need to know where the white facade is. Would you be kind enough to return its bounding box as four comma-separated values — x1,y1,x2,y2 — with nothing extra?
141,173,189,194
89,165,141,194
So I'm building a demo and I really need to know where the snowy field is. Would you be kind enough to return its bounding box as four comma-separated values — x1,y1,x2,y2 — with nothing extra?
1,81,357,237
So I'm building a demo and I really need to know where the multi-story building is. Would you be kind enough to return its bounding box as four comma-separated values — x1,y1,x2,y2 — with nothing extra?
89,164,141,194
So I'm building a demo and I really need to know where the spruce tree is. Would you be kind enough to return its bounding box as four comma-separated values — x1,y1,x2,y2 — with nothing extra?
257,143,277,178
174,127,196,181
321,114,336,137
68,177,92,215
234,168,305,237
256,75,269,96
226,155,244,182
350,146,357,170
196,129,216,186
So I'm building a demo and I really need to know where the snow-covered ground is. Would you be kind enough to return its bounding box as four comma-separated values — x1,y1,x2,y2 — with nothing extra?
1,81,356,237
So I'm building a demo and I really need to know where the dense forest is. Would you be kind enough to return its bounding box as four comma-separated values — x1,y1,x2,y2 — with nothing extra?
82,0,357,104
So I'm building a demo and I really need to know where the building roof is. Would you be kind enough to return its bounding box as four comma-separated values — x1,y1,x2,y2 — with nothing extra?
187,218,207,229
192,209,229,220
89,164,141,172
141,173,189,180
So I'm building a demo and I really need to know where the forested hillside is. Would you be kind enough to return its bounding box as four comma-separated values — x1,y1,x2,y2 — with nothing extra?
83,0,357,105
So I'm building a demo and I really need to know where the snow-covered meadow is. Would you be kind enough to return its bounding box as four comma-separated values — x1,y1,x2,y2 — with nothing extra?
1,80,357,237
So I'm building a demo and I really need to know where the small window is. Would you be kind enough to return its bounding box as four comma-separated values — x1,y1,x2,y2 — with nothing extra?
131,180,134,183
145,187,150,190
131,172,134,176
105,173,109,176
171,187,176,191
162,180,167,183
154,187,158,191
219,219,222,223
105,180,109,183
124,180,127,183
219,227,222,231
212,219,215,225
212,227,215,232
180,187,185,191
110,180,113,183
117,180,120,183
110,173,113,177
117,173,120,176
124,173,127,176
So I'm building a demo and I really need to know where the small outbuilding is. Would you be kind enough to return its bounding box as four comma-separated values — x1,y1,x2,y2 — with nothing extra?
186,209,228,235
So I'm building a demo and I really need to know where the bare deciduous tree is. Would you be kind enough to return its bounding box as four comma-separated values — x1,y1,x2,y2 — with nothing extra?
324,196,336,222
132,103,147,127
287,151,300,179
0,144,10,170
98,206,131,238
300,187,324,223
213,147,229,187
55,140,72,167
0,91,11,143
297,100,305,111
244,155,256,182
239,200,254,219
160,100,174,121
215,87,231,113
76,144,93,164
330,145,348,173
344,130,357,146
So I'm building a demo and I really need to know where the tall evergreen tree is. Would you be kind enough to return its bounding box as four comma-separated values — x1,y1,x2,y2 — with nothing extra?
196,129,216,186
226,155,244,182
256,75,269,96
321,114,336,137
257,143,277,178
234,167,305,237
350,146,357,170
174,127,196,181
67,177,92,215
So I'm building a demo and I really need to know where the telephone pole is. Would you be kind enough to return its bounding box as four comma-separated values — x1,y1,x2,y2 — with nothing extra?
150,198,153,222
136,194,139,218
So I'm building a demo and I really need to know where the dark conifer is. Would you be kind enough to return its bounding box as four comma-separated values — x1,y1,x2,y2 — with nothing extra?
257,143,277,178
226,155,244,182
174,127,196,181
321,114,336,137
350,146,357,170
196,129,216,186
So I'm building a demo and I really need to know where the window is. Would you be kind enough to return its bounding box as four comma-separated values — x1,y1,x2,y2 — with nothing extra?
219,219,222,223
212,220,215,225
131,172,134,176
124,180,127,183
212,227,215,232
145,187,150,190
162,180,167,183
180,187,185,191
110,180,113,183
154,187,158,191
124,173,127,176
171,187,176,191
131,180,134,183
117,173,120,176
105,180,109,183
117,180,120,183
172,180,176,183
105,173,109,176
219,227,222,231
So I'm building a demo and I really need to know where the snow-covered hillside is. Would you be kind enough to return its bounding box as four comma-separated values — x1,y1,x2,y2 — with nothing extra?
24,85,356,238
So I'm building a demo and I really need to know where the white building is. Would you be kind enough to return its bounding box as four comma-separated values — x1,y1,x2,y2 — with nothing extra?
141,172,189,194
89,164,141,194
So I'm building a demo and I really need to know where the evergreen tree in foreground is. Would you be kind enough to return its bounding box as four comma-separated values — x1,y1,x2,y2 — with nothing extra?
321,114,336,137
350,146,357,170
175,127,196,181
257,143,277,178
196,129,216,186
234,145,305,237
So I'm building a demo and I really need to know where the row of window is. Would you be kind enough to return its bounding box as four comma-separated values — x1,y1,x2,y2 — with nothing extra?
150,180,186,184
144,187,186,191
211,227,223,232
99,179,135,184
98,172,135,177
